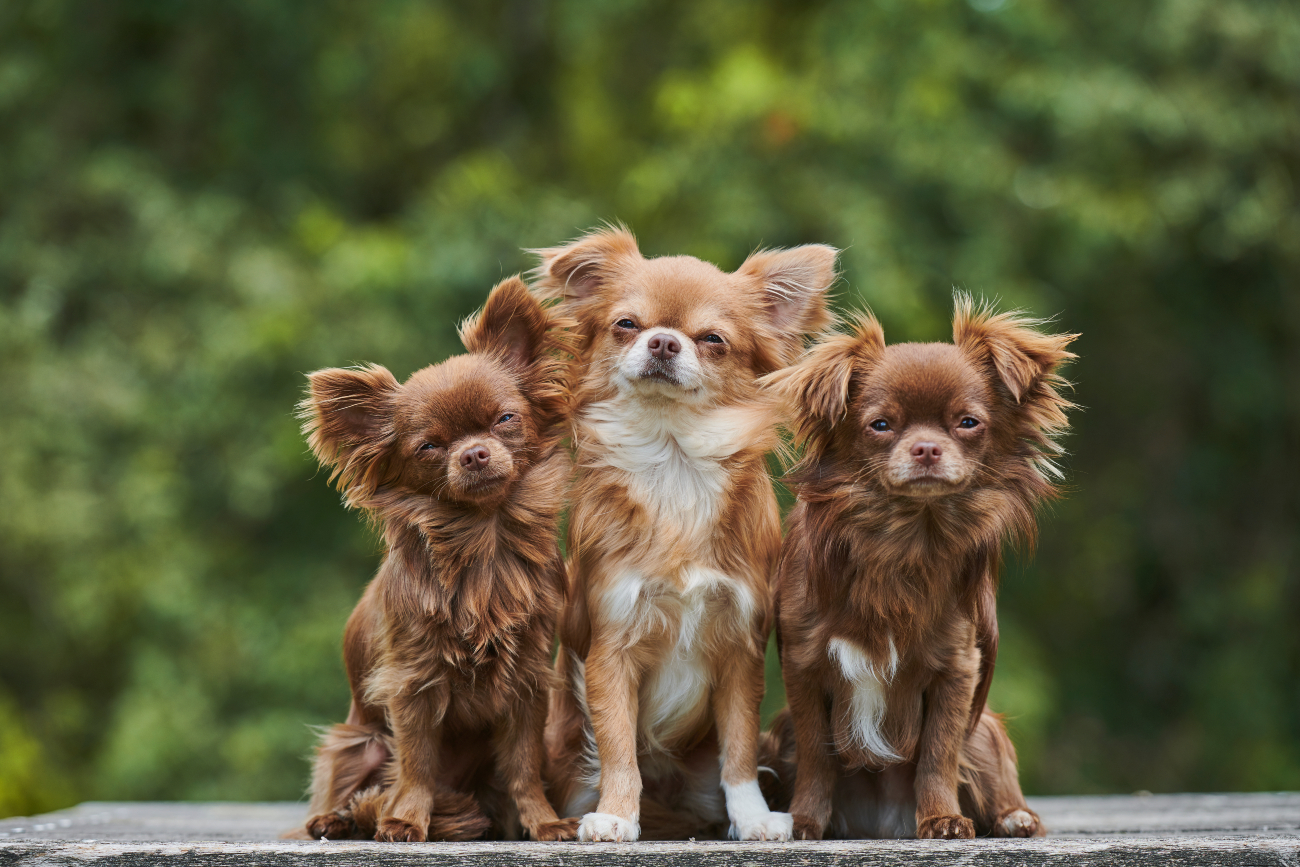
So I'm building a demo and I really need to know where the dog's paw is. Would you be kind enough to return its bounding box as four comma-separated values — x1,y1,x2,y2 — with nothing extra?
730,810,793,842
916,814,975,840
375,817,427,843
305,812,352,841
995,808,1044,838
529,817,581,842
791,813,825,841
577,812,639,842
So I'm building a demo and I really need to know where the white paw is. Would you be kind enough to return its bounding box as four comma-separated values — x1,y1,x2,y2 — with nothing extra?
730,810,793,842
578,812,640,842
998,809,1040,837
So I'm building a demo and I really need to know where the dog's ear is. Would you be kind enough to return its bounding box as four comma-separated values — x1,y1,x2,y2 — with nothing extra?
953,295,1077,476
459,275,551,369
762,312,885,445
530,225,641,302
737,244,838,370
300,364,399,506
952,294,1077,405
462,275,574,432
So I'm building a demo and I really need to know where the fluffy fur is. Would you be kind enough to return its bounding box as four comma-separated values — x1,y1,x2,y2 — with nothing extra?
294,276,579,843
760,296,1076,840
533,226,837,842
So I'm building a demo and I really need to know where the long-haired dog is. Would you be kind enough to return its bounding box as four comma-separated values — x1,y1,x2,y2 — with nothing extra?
760,297,1076,840
533,226,837,842
296,276,579,842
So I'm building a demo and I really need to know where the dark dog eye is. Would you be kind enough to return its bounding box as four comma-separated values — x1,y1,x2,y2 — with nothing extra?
870,419,891,432
497,413,515,424
701,333,724,344
615,318,637,329
419,442,439,451
959,417,980,429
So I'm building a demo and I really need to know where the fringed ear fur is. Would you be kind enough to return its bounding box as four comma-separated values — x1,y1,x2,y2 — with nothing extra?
529,224,641,303
737,245,839,369
458,275,551,370
952,293,1078,404
462,273,575,435
953,294,1077,477
761,312,885,448
299,364,399,507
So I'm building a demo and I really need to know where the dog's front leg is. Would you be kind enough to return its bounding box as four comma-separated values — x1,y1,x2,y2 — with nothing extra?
913,641,979,839
784,660,837,839
377,686,444,842
498,685,580,842
713,637,793,841
578,642,642,842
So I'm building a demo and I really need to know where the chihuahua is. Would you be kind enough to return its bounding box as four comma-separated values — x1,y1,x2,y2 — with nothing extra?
761,297,1075,839
533,226,836,842
297,276,578,843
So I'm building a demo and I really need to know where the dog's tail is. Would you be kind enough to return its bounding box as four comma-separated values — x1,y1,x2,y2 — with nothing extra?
347,784,492,842
426,788,493,842
757,709,797,813
637,796,727,841
306,723,392,816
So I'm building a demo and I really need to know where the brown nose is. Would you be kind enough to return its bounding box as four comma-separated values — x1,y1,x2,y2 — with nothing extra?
459,446,491,470
911,442,942,467
647,333,681,360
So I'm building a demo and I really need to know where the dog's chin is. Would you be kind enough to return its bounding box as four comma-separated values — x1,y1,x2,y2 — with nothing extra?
619,366,703,401
641,367,680,385
882,474,970,499
448,472,512,505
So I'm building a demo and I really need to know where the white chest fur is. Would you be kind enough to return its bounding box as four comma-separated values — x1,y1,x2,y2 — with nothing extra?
595,566,759,750
581,398,760,542
828,636,902,762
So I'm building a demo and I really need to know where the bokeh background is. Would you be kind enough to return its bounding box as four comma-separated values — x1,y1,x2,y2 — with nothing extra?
1,0,1297,817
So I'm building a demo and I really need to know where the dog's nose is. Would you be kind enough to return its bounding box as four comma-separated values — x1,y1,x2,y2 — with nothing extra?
911,442,942,467
647,333,681,360
459,446,492,470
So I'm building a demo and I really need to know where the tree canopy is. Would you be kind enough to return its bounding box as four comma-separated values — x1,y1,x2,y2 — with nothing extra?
1,0,1297,815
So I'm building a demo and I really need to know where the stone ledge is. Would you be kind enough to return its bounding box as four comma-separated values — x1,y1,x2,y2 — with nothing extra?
4,836,1300,867
2,794,1297,866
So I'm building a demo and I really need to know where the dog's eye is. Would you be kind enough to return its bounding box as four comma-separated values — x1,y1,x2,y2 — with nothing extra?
959,417,980,429
615,318,638,329
419,442,440,452
497,413,515,424
701,333,724,344
870,419,891,432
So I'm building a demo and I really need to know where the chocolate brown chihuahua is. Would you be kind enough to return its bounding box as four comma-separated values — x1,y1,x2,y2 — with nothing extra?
297,276,578,843
761,296,1076,840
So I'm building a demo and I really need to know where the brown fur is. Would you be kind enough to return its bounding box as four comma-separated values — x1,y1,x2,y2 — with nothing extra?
296,276,579,843
532,226,836,842
760,296,1075,839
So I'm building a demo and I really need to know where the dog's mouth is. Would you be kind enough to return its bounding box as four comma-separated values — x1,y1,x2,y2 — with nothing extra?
638,360,682,386
448,469,512,500
462,471,508,489
883,472,969,499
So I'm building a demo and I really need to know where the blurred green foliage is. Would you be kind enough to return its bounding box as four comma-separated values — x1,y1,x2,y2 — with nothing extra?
1,0,1297,816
